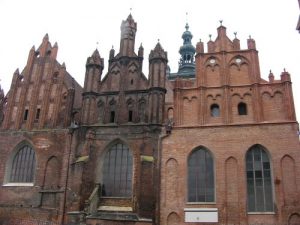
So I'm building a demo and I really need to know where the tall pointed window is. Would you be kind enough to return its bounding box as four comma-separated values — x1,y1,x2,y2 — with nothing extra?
246,145,274,212
188,147,214,202
102,143,133,197
9,145,36,183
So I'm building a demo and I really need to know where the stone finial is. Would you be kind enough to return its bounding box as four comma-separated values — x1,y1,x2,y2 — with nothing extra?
268,70,274,83
138,43,144,57
109,45,115,59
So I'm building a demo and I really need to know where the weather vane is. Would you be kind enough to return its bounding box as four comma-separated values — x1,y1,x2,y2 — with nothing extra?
234,32,237,38
219,20,223,26
186,12,188,23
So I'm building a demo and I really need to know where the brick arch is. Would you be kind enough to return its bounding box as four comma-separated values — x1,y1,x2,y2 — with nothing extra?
262,91,285,121
167,212,180,225
205,64,221,87
165,158,179,208
225,156,240,224
229,62,250,85
281,155,297,205
231,92,253,123
228,55,250,66
182,96,197,125
204,56,222,65
288,213,300,225
43,156,60,189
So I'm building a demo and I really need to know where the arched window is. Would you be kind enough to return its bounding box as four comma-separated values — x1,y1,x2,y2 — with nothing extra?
10,145,36,183
246,145,274,212
238,102,247,115
210,104,220,117
102,143,133,197
188,147,214,202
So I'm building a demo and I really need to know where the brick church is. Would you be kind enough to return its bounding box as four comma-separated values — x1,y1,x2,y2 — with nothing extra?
0,14,300,225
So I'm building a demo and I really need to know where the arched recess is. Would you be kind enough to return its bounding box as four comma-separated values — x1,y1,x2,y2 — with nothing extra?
206,95,222,124
262,91,285,121
229,63,250,86
206,64,221,87
183,97,198,125
288,213,300,225
231,93,253,123
110,65,120,91
281,155,297,205
225,157,240,224
167,212,180,225
166,158,179,207
43,156,60,189
167,107,174,120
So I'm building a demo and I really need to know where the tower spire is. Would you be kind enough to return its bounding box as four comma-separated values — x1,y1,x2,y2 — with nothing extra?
177,22,196,78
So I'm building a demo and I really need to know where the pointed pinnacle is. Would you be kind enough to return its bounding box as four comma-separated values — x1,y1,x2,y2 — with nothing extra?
14,68,20,75
43,33,49,40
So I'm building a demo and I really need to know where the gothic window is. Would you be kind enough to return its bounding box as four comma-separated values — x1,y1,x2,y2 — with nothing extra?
238,102,247,115
210,104,220,117
9,145,36,183
188,147,214,202
246,145,274,212
102,143,133,197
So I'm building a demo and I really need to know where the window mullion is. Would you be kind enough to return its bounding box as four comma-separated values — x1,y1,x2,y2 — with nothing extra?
252,150,257,212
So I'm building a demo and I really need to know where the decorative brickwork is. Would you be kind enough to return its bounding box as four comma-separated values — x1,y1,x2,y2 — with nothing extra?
0,15,299,225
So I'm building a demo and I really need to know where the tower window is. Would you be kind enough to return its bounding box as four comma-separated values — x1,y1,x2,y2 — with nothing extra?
128,110,133,122
110,111,115,123
131,79,134,85
238,102,247,115
36,108,41,120
24,109,29,121
210,104,220,117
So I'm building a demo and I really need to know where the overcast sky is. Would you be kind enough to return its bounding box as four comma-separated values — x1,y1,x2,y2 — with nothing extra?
1,0,300,119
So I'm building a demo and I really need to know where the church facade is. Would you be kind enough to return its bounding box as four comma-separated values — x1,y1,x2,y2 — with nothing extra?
0,15,300,225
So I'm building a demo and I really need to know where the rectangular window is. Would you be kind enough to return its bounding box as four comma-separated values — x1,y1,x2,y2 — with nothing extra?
24,109,29,121
128,110,133,122
110,111,115,123
36,108,41,120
